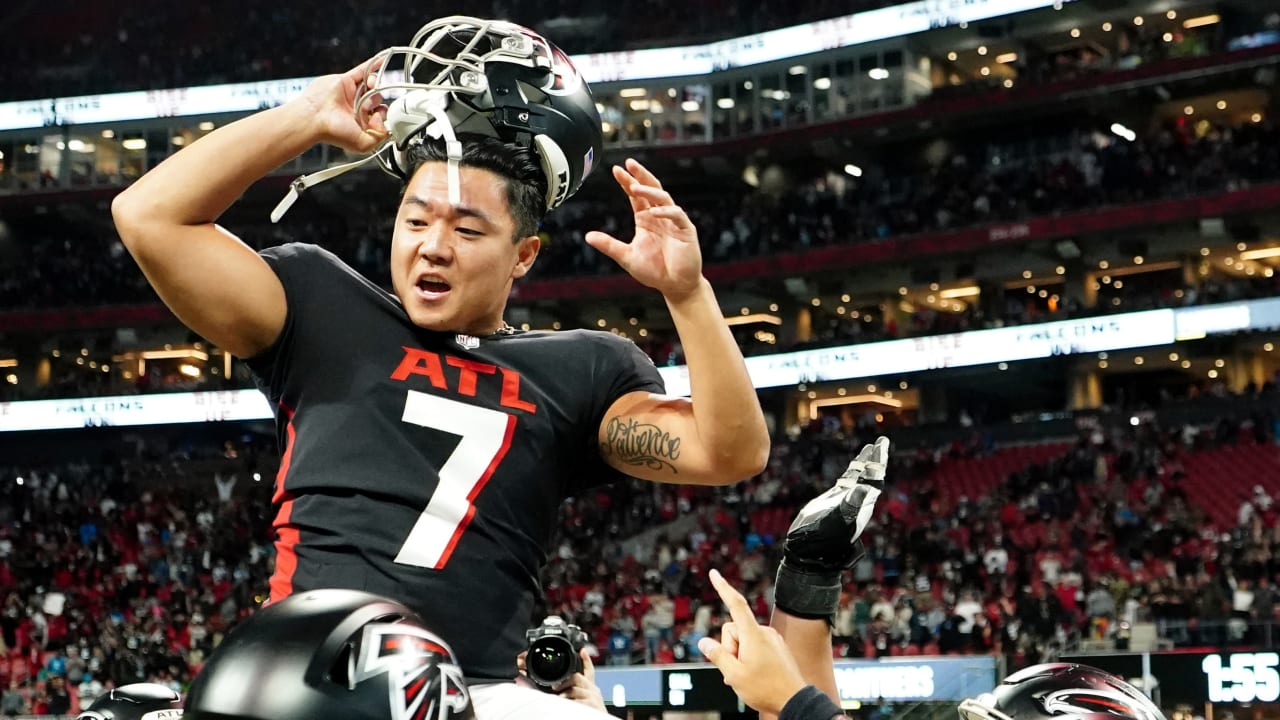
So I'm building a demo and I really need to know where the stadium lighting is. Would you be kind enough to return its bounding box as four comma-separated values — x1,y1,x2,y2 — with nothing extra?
727,312,783,326
867,68,890,80
1110,123,1136,141
1238,248,1280,261
112,349,209,362
1183,14,1219,28
844,164,863,177
938,287,981,300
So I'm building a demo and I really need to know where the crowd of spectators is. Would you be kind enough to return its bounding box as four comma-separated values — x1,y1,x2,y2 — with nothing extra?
0,0,899,102
2,391,1279,713
12,115,1279,305
1,116,1276,381
0,438,275,716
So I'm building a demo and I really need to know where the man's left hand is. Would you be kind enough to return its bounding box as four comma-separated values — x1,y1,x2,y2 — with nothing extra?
586,159,704,302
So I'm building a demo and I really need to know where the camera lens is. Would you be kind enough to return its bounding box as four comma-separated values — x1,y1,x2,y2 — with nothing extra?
528,638,573,684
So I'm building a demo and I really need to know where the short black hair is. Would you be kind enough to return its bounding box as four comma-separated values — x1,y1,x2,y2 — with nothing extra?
402,135,547,240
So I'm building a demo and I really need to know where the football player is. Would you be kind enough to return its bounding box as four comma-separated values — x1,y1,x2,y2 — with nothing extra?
111,16,767,719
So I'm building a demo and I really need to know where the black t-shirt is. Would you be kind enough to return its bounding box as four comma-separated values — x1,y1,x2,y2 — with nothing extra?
244,243,665,680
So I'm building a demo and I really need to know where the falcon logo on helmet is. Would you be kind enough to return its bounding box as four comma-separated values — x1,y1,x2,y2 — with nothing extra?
958,664,1166,720
351,624,471,720
541,42,583,96
183,589,474,720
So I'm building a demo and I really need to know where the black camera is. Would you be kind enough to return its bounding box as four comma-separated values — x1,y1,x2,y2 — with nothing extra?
524,616,588,692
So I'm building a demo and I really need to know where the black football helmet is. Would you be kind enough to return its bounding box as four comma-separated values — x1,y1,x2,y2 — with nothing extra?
272,17,602,222
79,683,183,720
958,664,1166,720
183,589,473,720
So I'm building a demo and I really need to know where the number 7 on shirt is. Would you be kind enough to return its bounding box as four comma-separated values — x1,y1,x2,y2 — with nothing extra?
394,390,515,569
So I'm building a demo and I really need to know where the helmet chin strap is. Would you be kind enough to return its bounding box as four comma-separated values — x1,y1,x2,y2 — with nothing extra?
270,150,385,224
270,90,463,223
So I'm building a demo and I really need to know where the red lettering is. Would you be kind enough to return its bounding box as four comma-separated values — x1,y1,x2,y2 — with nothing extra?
499,368,537,413
446,357,497,397
390,347,447,388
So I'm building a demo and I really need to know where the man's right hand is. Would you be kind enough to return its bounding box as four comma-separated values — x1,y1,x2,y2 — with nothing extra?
294,57,390,154
109,59,400,360
698,569,807,716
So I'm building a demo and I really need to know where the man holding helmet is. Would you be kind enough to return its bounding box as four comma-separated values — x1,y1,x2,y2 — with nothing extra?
111,15,768,720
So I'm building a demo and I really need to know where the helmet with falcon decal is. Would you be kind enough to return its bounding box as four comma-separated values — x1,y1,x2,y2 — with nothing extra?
184,589,473,720
958,664,1165,720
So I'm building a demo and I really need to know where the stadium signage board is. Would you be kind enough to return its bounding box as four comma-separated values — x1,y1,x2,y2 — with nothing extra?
0,389,274,431
660,309,1175,395
3,297,1273,431
0,0,1074,130
590,656,996,710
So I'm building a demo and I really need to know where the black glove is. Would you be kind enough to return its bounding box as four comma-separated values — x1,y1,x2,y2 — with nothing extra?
774,436,889,624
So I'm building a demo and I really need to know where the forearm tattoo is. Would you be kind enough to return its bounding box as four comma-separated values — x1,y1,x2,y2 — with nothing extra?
601,416,682,473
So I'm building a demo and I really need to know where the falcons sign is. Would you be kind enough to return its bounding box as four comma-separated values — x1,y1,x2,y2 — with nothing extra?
351,624,471,720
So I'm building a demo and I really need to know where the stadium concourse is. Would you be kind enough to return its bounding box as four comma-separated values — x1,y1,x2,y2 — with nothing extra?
1,395,1279,714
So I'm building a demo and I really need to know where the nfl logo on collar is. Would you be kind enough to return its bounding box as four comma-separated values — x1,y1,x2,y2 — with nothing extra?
455,334,480,350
